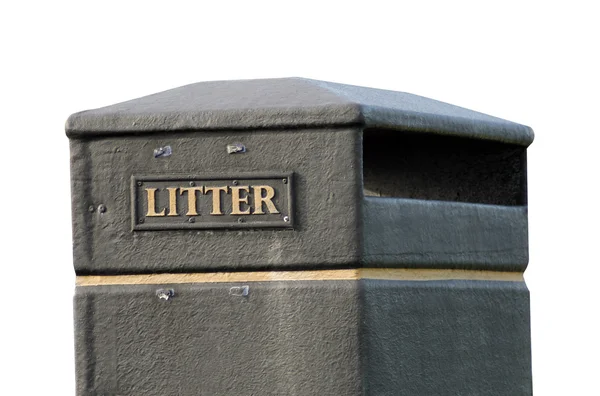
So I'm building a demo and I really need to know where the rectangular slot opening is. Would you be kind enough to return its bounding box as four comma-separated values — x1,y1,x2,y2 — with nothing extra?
362,129,526,206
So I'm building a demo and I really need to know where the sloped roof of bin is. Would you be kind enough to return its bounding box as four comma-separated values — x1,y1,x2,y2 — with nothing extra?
66,77,533,146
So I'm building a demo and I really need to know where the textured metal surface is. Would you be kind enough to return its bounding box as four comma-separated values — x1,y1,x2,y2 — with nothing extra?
75,280,362,396
65,78,533,146
362,198,529,271
69,128,362,275
69,126,529,274
361,279,532,395
75,278,531,396
67,78,533,396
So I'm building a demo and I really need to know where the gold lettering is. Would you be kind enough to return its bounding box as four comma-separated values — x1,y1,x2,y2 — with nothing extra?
179,187,204,216
145,188,166,217
230,186,251,215
253,185,280,214
166,187,179,216
204,186,228,215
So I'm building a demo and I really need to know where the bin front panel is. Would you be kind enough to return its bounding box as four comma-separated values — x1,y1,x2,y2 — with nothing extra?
70,127,361,274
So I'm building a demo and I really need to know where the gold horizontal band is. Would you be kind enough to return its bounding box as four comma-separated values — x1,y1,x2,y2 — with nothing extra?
76,268,524,286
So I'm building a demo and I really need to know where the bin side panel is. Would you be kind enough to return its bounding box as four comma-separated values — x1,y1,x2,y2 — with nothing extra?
362,197,529,271
361,279,532,396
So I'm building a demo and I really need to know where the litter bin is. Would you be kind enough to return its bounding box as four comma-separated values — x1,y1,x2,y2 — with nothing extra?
67,78,533,395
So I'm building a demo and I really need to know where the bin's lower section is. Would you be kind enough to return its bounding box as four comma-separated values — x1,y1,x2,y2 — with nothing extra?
74,269,531,396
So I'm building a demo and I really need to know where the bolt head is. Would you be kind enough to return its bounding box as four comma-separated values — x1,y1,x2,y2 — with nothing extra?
188,217,195,223
283,215,290,222
156,289,175,301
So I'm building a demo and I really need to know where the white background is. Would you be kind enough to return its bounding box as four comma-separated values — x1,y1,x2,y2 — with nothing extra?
1,1,598,394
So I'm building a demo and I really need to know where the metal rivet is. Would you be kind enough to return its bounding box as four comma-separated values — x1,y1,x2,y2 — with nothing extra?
283,216,290,222
238,218,244,223
88,205,95,213
188,217,195,223
156,289,175,301
153,146,172,158
230,286,249,297
232,180,239,186
139,219,145,224
282,178,287,184
227,143,246,154
189,181,195,187
98,204,107,213
136,181,143,186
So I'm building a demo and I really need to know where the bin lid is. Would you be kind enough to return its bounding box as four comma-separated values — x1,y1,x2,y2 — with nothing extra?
66,77,533,146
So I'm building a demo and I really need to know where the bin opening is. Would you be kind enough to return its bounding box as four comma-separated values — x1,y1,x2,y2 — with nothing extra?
362,129,526,206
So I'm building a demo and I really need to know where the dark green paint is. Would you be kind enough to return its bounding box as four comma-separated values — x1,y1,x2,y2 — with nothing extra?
75,280,531,395
68,78,533,396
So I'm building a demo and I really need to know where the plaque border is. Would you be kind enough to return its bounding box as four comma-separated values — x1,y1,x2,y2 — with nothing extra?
131,172,295,231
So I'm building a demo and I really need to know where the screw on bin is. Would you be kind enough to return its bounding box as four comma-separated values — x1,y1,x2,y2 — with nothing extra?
153,146,172,158
156,289,175,301
229,286,249,297
227,143,246,154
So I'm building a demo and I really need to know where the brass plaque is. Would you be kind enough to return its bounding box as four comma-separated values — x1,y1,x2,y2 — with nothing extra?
132,173,294,230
